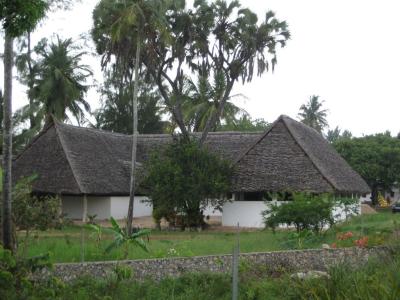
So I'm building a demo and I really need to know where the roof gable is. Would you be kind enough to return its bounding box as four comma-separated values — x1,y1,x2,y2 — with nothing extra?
232,118,334,193
13,124,82,194
281,116,370,193
233,115,370,194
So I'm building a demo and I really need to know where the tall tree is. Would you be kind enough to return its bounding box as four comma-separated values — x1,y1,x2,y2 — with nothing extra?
298,95,328,133
92,0,290,145
16,32,40,130
15,36,92,145
0,0,48,251
334,133,400,205
92,0,168,234
94,70,166,134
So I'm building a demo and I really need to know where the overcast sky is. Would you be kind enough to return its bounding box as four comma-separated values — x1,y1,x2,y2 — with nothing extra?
3,0,400,136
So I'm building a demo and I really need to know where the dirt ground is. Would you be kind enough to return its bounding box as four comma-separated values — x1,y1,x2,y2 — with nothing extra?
361,204,377,214
75,216,260,232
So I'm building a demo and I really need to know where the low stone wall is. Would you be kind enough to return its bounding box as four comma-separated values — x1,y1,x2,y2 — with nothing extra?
38,247,389,282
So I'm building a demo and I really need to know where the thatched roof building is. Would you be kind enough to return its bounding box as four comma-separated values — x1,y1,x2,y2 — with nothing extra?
13,115,370,196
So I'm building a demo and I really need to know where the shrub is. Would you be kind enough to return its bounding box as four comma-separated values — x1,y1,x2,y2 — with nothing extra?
144,138,233,229
263,193,335,233
0,245,53,299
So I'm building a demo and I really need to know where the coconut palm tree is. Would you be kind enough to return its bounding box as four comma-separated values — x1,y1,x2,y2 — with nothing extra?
14,36,92,147
93,0,171,234
182,73,248,132
298,95,328,133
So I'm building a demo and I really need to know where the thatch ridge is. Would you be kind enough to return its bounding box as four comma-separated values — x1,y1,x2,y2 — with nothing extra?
53,121,86,194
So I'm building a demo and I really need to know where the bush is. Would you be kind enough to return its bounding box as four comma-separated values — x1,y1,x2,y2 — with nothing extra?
144,138,233,229
263,193,335,233
0,245,53,300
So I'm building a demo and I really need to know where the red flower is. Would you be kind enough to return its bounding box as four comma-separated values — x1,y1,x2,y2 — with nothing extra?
337,231,354,241
354,236,368,248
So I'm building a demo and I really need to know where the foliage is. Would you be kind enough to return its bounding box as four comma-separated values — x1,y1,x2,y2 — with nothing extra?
263,193,335,233
0,0,48,37
94,72,166,134
144,138,233,228
11,175,61,232
0,171,62,255
298,95,328,133
15,35,92,128
4,250,400,299
92,0,289,142
105,217,150,259
326,126,352,143
218,115,270,132
334,132,400,204
182,74,248,132
0,245,52,300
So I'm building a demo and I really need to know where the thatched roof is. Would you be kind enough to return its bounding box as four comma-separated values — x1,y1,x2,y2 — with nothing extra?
13,115,370,196
232,115,370,194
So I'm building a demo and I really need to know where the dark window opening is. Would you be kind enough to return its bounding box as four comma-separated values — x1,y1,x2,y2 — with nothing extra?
243,192,264,201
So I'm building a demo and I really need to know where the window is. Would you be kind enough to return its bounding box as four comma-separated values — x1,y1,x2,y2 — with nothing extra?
243,192,264,201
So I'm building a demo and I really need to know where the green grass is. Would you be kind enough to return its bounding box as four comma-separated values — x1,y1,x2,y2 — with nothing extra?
8,248,400,300
19,211,400,263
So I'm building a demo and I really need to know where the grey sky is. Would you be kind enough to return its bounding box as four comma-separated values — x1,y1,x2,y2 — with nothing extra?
3,0,400,136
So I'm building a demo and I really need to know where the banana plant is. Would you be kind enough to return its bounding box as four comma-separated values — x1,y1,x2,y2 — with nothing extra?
105,217,150,259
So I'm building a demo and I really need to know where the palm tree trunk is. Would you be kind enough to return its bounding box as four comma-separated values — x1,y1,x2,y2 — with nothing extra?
27,31,35,129
126,39,140,235
2,33,14,251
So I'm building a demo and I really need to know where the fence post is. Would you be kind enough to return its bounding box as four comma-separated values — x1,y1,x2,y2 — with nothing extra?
232,222,240,300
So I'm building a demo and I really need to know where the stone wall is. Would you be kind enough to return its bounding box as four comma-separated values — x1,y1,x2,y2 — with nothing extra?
39,246,389,282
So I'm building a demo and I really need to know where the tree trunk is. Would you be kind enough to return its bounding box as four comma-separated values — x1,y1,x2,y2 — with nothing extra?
199,80,234,146
126,39,140,235
27,31,35,129
2,33,14,251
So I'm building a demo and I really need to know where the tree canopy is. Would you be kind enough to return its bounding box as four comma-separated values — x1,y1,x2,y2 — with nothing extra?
0,0,48,37
14,36,93,150
94,72,167,134
92,0,289,143
218,115,269,132
144,138,233,229
298,95,328,133
334,133,400,204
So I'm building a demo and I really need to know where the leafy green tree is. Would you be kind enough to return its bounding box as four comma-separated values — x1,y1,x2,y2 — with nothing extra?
92,0,168,235
0,0,49,251
144,138,233,229
334,133,400,204
298,95,328,133
94,70,166,134
92,0,289,144
218,115,269,132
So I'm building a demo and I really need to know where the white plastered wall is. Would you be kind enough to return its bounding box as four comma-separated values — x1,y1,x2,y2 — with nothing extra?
110,196,153,219
222,200,269,228
61,195,111,220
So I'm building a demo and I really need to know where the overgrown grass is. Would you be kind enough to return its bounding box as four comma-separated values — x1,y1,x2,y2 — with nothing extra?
19,211,400,263
13,248,400,300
